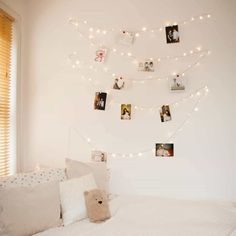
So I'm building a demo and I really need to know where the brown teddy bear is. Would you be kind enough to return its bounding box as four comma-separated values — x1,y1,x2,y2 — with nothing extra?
84,189,111,223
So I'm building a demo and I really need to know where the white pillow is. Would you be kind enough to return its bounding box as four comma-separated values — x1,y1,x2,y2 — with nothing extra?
59,174,97,226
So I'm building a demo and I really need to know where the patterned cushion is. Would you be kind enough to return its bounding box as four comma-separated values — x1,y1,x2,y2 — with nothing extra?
0,168,66,189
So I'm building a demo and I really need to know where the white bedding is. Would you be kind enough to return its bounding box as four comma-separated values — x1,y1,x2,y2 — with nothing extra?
34,195,236,236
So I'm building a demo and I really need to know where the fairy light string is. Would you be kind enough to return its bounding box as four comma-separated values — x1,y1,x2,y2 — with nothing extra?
67,86,209,158
68,13,211,36
69,49,210,84
66,14,211,159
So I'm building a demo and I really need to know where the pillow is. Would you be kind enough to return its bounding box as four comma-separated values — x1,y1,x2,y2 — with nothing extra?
66,159,109,192
0,168,66,189
59,174,97,226
84,189,111,222
0,181,61,236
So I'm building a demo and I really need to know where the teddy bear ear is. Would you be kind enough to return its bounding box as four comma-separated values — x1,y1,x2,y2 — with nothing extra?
84,191,89,196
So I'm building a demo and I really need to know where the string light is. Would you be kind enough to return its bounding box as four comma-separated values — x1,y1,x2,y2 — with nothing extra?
67,86,209,159
69,13,211,37
69,51,209,84
68,48,209,75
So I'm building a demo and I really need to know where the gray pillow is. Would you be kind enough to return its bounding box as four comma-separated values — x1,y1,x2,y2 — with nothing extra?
0,181,61,236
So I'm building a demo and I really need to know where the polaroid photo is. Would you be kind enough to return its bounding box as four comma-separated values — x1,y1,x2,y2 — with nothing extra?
94,48,107,63
94,92,107,110
155,143,174,157
138,59,154,72
91,151,107,162
118,30,135,45
113,76,125,90
170,74,185,91
121,104,131,120
165,25,180,44
160,105,172,122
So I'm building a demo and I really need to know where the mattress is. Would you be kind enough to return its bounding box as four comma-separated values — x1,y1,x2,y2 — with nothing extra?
34,195,236,236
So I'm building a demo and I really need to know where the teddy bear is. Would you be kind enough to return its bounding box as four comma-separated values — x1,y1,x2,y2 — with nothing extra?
84,189,111,223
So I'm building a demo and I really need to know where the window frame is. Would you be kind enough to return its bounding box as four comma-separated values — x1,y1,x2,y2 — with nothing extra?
0,2,22,175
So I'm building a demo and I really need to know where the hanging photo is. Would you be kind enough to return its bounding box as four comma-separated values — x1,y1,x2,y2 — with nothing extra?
170,74,185,91
94,92,107,110
113,76,125,90
160,105,172,122
155,143,174,157
121,104,131,120
91,151,107,162
118,30,135,45
94,48,107,63
165,25,180,44
138,59,154,72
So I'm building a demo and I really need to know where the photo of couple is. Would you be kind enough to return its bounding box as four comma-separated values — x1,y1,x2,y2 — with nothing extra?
165,25,180,44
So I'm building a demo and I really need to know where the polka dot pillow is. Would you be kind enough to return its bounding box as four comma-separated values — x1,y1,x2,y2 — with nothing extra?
0,168,66,189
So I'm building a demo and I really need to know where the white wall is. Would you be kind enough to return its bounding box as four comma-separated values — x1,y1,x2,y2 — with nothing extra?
2,0,236,200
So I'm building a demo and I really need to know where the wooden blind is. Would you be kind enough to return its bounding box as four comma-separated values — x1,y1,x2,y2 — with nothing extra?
0,9,14,177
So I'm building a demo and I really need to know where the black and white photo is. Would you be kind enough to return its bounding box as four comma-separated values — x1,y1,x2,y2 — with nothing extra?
138,59,154,72
113,76,125,90
160,105,172,122
170,74,185,91
94,92,107,110
165,25,180,44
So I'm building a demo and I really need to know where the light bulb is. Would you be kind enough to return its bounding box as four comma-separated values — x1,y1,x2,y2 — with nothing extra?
191,17,195,21
194,107,199,112
102,30,107,34
196,46,202,51
159,28,163,31
112,48,117,52
96,29,101,33
138,153,142,157
135,33,140,37
89,27,93,32
199,16,203,20
83,20,87,24
127,52,132,57
142,27,147,31
87,138,91,143
207,14,211,18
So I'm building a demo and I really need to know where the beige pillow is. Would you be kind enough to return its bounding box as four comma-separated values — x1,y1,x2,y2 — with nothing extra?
60,174,97,226
0,181,61,236
66,159,109,192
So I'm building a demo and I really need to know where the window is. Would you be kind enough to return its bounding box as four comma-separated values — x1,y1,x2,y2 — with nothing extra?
0,8,15,177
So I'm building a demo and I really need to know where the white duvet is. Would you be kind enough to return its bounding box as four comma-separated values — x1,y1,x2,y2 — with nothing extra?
35,195,236,236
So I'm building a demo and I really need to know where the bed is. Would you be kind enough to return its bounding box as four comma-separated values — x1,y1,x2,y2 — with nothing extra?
35,195,236,236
